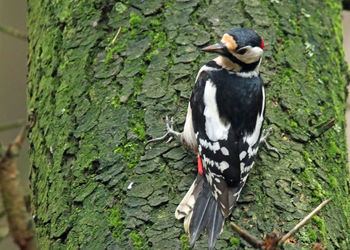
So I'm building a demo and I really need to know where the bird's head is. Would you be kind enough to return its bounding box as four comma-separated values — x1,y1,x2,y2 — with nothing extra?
202,28,264,73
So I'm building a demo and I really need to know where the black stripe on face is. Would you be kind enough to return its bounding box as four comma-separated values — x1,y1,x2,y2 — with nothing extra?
206,60,223,69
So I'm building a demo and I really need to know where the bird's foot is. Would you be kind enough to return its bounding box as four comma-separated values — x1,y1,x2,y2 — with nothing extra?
146,116,182,145
165,116,182,138
260,127,280,159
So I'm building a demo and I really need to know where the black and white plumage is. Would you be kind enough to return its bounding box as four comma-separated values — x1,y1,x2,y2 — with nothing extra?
160,28,266,249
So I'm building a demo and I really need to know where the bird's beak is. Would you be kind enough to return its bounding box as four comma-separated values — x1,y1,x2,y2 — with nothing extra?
202,42,225,54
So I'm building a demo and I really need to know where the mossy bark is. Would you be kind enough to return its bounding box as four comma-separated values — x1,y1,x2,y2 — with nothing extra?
27,0,350,249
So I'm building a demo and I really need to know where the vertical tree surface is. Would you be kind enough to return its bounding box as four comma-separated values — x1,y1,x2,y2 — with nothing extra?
27,0,349,249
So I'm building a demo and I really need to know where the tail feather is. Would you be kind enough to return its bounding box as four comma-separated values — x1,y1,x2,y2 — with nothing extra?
176,175,224,249
207,199,224,249
189,193,212,247
175,175,205,231
190,181,224,249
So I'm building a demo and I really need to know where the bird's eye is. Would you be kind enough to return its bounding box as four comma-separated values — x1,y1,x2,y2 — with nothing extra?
237,48,247,55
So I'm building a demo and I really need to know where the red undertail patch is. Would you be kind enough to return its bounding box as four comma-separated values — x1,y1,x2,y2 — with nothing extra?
197,155,203,175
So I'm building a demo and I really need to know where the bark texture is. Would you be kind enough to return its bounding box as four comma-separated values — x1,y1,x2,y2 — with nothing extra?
27,0,350,249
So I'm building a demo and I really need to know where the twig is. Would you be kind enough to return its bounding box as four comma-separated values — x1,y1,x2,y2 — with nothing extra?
0,125,36,250
10,126,28,154
0,24,27,40
0,119,26,132
230,198,331,249
277,198,331,246
230,222,264,248
111,26,122,45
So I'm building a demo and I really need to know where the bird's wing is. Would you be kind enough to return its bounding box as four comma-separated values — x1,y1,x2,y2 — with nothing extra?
190,68,264,217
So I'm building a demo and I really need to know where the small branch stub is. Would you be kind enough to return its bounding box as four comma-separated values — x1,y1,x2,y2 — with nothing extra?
0,24,27,40
277,198,331,247
111,26,122,45
230,198,331,249
0,125,36,250
230,222,264,248
0,119,26,132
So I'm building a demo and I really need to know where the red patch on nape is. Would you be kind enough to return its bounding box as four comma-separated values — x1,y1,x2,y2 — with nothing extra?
260,37,265,50
197,155,203,175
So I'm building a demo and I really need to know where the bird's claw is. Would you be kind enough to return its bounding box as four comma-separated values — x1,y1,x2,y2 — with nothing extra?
145,116,181,146
260,127,273,142
165,115,181,137
260,127,281,160
165,115,172,132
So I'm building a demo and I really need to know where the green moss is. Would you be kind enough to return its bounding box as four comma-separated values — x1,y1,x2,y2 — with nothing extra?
104,30,126,64
312,215,326,239
165,0,174,9
328,174,338,188
109,206,124,241
145,49,159,62
115,2,127,14
129,231,145,249
129,13,142,28
180,234,190,250
145,31,168,62
151,19,161,27
290,120,298,128
302,150,312,163
312,180,327,200
283,69,294,77
229,237,240,246
105,46,118,64
130,110,146,141
151,32,167,49
308,229,317,242
114,141,141,168
111,96,121,108
328,141,340,157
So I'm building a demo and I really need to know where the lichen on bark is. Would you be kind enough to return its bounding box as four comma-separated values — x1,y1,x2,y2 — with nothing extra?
27,0,350,249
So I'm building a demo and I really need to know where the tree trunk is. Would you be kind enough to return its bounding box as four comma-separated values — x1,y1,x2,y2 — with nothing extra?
27,0,350,249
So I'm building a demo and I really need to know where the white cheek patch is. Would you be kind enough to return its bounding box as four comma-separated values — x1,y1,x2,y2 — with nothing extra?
234,46,263,64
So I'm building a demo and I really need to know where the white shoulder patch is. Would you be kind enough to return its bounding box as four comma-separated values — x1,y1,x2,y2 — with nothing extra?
203,79,231,141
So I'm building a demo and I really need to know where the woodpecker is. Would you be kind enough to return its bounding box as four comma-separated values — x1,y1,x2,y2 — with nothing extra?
149,28,266,249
